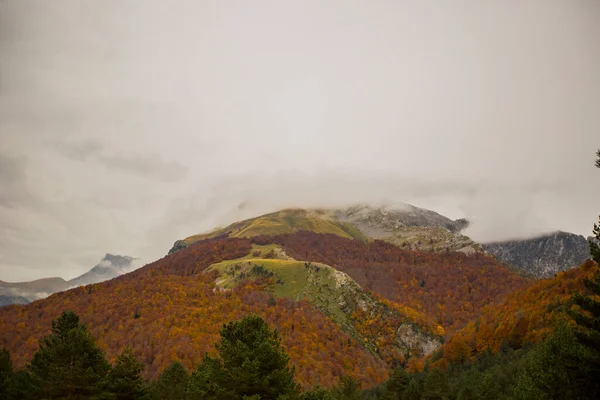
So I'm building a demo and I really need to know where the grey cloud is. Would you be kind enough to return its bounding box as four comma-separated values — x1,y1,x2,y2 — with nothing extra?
0,153,34,208
54,140,188,182
0,154,25,183
96,154,187,182
54,140,105,162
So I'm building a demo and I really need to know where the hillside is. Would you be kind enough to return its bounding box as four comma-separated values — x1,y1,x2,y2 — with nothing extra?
262,231,529,336
207,244,442,364
483,231,590,278
171,205,479,255
0,229,529,388
430,259,598,369
0,237,390,388
0,253,141,306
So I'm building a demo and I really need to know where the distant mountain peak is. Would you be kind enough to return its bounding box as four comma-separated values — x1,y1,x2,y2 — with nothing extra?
0,253,143,307
69,254,142,287
95,254,138,272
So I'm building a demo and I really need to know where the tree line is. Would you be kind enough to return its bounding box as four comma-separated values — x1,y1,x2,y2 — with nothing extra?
0,311,298,400
2,267,599,400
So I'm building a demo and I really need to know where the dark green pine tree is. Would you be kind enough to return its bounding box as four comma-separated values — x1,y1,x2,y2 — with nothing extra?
589,150,600,264
0,348,13,399
571,241,600,352
298,386,335,400
106,346,146,400
402,378,421,400
148,361,189,400
475,372,501,400
27,311,112,400
567,149,600,396
385,367,409,399
5,370,35,400
422,368,449,400
188,354,233,400
191,315,298,400
336,376,361,400
514,323,592,400
591,149,600,264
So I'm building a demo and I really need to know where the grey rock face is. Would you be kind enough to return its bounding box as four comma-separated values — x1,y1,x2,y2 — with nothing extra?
482,231,590,278
395,323,441,356
338,204,468,233
168,240,188,255
335,204,479,253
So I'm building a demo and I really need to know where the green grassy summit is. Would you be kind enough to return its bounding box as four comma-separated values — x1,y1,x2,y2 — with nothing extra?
184,209,368,244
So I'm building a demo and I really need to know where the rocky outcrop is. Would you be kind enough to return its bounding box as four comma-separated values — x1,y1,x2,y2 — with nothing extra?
168,240,188,255
337,204,468,233
483,231,590,278
396,323,441,356
327,268,443,357
334,204,480,253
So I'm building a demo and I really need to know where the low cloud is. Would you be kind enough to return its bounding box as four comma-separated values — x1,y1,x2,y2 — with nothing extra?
0,153,31,208
54,140,187,182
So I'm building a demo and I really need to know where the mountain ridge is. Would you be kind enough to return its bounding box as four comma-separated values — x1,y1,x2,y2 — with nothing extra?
69,253,140,286
170,204,479,255
0,253,141,306
482,231,590,278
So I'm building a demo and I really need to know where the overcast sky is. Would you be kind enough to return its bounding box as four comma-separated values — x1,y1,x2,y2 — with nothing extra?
1,1,599,281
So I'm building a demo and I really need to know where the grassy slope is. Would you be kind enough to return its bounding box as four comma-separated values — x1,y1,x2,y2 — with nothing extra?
207,245,442,363
184,209,368,244
207,249,357,327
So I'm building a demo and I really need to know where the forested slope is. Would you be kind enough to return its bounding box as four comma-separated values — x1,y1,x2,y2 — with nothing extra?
0,238,388,388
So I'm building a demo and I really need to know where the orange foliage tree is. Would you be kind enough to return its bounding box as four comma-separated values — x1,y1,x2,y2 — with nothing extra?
0,237,388,389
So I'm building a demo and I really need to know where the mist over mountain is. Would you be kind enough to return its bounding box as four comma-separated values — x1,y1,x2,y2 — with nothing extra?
68,253,142,286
